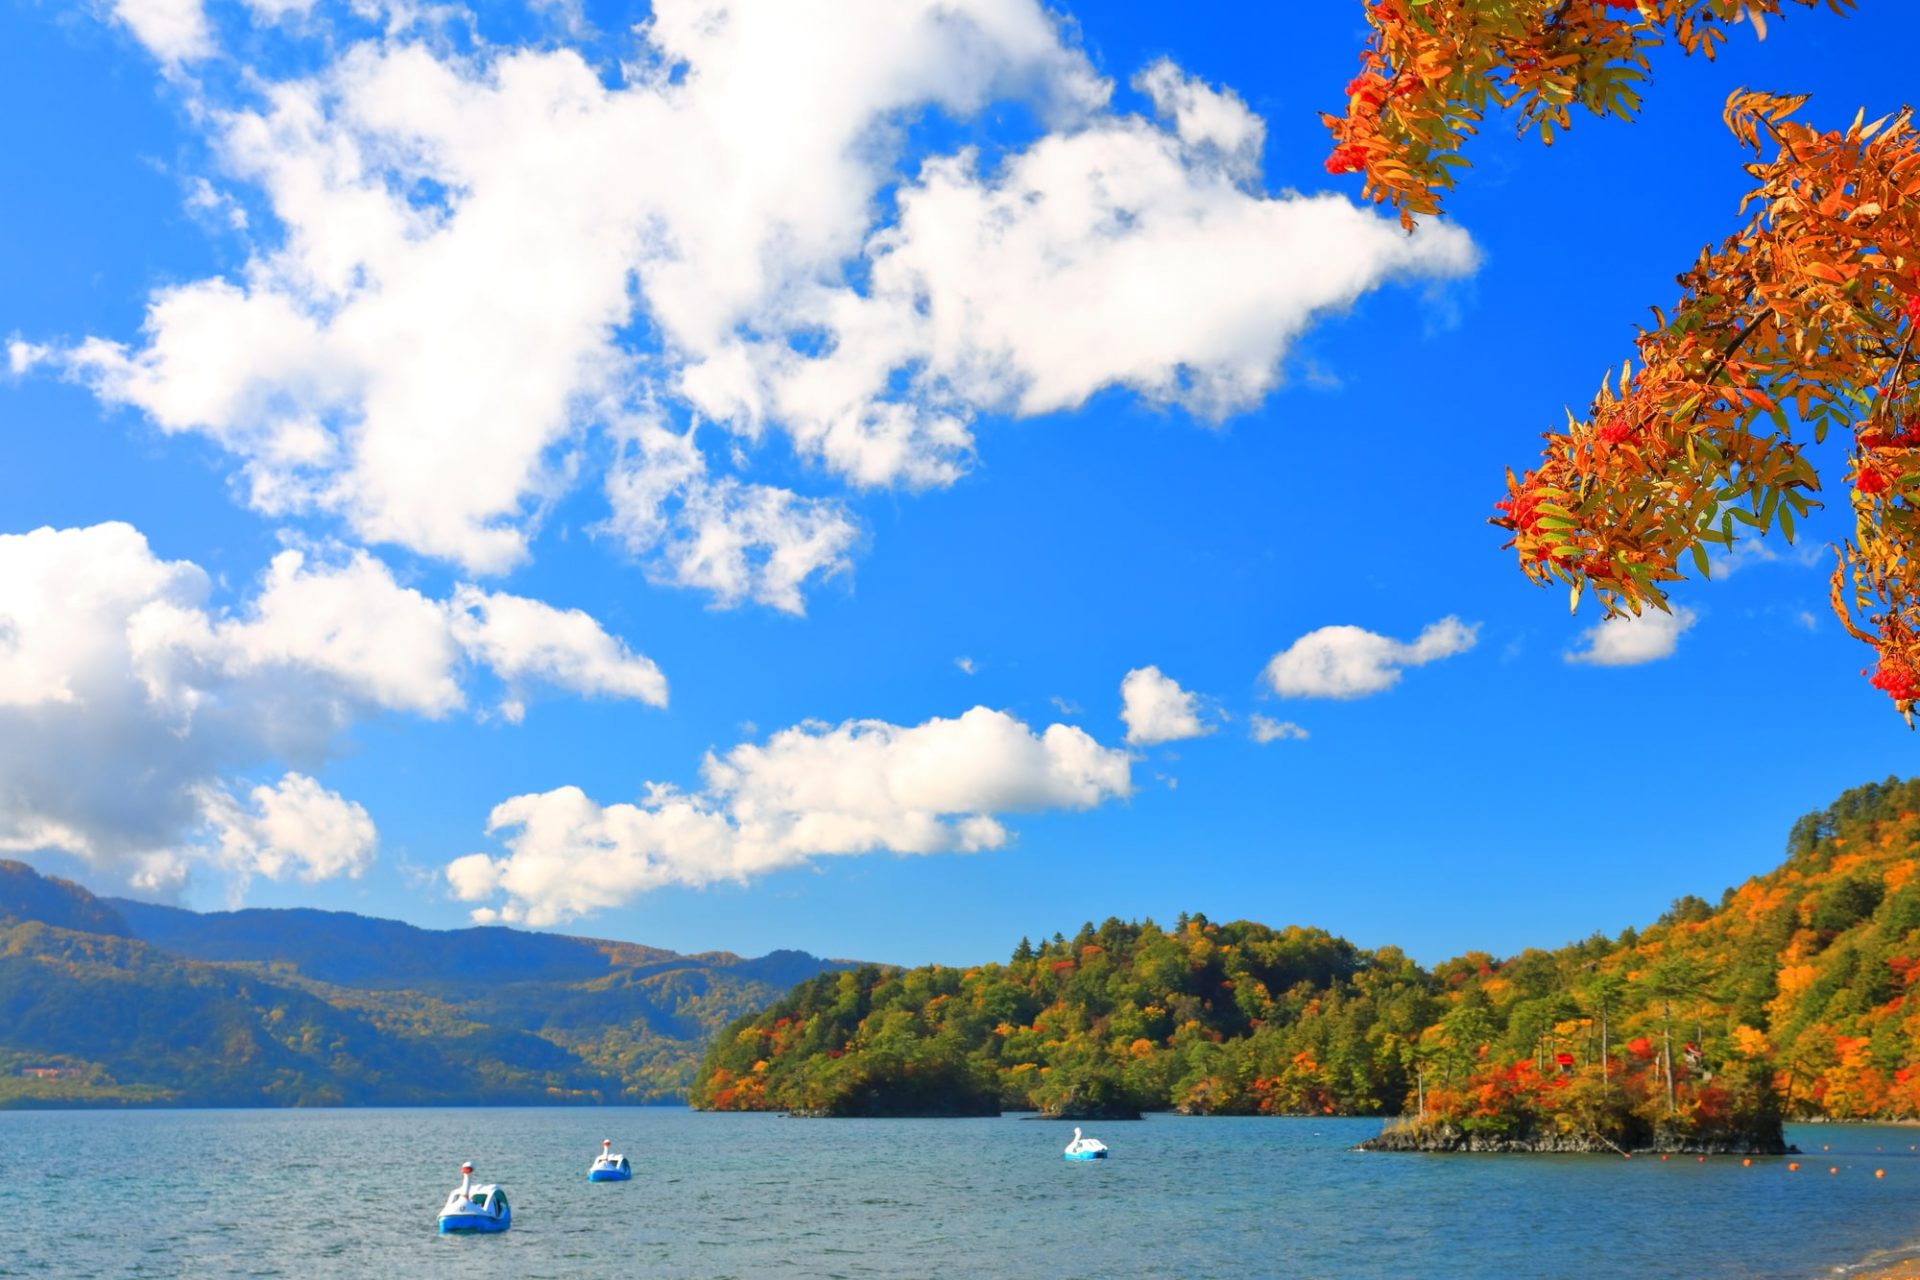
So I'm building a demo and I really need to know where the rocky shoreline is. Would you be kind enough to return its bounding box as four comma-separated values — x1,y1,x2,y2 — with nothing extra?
1360,1120,1794,1156
1842,1251,1920,1280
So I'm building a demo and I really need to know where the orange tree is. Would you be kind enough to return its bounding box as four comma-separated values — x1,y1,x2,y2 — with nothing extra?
1320,2,1920,724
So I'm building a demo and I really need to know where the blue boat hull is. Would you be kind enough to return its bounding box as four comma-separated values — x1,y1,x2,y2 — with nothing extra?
1063,1150,1107,1161
588,1168,631,1182
439,1211,510,1233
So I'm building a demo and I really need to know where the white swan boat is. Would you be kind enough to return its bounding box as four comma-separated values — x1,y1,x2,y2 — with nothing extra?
438,1162,511,1233
588,1138,632,1182
1063,1127,1109,1160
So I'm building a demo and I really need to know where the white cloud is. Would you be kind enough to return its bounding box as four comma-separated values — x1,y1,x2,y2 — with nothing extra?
447,705,1132,925
50,0,1476,611
110,0,213,64
1250,715,1308,743
773,108,1475,459
449,584,667,718
599,421,857,614
0,522,664,890
1565,607,1697,667
199,771,377,886
1119,665,1213,745
151,541,470,717
7,340,51,376
1711,535,1825,578
1262,616,1478,699
955,656,977,675
241,0,318,20
1133,58,1265,180
185,177,249,230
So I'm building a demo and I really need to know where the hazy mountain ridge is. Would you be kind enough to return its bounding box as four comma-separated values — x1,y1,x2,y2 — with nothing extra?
0,861,857,1107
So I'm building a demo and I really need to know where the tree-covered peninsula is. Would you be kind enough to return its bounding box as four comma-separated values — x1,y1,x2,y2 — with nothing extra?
695,777,1920,1151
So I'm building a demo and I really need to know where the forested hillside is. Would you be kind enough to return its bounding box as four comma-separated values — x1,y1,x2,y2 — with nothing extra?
0,862,853,1107
695,777,1920,1146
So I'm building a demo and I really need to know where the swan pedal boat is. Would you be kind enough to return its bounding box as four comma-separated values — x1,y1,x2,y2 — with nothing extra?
439,1184,511,1233
588,1154,632,1182
1063,1127,1109,1161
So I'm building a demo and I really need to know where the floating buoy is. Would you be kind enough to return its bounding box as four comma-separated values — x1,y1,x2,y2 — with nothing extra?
1830,1167,1839,1175
1789,1162,1801,1171
1823,1145,1831,1152
1697,1156,1706,1163
1742,1159,1753,1167
1877,1169,1887,1179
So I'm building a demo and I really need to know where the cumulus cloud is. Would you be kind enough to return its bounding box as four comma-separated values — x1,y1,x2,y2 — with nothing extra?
1134,58,1265,180
1262,616,1478,699
1712,535,1825,578
0,522,664,890
198,771,377,889
449,584,667,719
7,340,50,376
1119,665,1214,746
1565,607,1697,667
1249,715,1308,744
768,98,1475,460
599,421,857,614
48,0,1476,611
110,0,214,64
446,705,1132,925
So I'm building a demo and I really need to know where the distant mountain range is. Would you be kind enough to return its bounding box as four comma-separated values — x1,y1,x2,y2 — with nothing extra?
0,860,856,1107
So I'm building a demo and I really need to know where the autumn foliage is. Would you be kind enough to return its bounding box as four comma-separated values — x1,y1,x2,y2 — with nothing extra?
1322,2,1920,719
695,778,1920,1134
1322,1,1852,226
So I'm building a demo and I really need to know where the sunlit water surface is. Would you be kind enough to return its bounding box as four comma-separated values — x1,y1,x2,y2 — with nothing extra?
3,1110,1916,1278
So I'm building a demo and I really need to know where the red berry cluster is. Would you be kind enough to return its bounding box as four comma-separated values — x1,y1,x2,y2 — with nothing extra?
1493,489,1543,537
1870,654,1920,703
1345,73,1388,114
1494,482,1560,562
1858,465,1894,496
1855,418,1920,496
1324,144,1368,175
1858,419,1920,451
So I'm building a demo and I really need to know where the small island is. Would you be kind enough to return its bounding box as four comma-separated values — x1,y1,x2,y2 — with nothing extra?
1360,1121,1790,1155
1359,1087,1791,1154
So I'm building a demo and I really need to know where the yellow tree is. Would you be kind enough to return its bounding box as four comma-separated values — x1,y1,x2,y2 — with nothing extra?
1322,2,1920,723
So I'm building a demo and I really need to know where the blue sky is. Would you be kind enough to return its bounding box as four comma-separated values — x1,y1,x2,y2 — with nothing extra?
0,0,1910,968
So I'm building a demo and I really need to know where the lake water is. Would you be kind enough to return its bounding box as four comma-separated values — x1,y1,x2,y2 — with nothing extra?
2,1109,1916,1278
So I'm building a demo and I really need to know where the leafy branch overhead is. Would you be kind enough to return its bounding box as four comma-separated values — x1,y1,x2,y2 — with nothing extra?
1324,1,1920,719
1323,1,1853,225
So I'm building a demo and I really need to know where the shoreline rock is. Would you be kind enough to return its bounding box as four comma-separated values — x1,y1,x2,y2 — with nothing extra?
1033,1103,1143,1121
1359,1120,1794,1155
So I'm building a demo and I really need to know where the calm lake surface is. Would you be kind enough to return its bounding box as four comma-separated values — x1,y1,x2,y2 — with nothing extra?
3,1109,1917,1278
